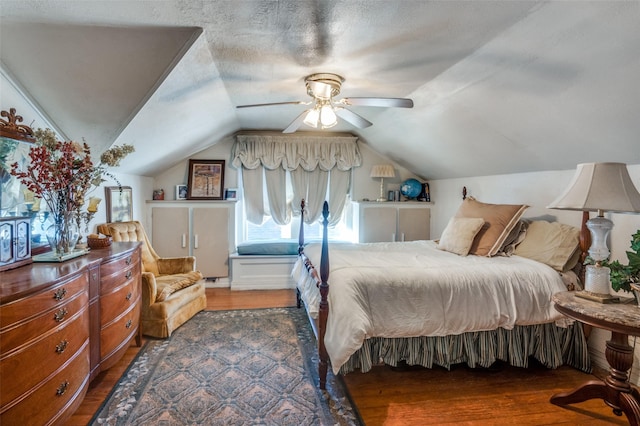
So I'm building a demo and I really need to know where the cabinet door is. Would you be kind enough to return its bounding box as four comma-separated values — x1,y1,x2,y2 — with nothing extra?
360,207,397,243
151,207,189,257
398,208,430,241
193,207,229,278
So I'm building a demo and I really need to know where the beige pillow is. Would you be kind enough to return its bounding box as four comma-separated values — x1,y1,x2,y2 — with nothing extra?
514,220,580,272
438,217,486,256
454,197,529,257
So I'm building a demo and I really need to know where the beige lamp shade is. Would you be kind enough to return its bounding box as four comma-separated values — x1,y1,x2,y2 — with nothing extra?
548,163,640,214
370,164,395,178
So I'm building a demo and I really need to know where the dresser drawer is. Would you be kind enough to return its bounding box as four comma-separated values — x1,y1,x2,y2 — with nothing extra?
0,290,88,354
100,277,140,325
0,272,87,327
100,249,140,289
100,300,140,362
0,341,90,425
0,306,89,407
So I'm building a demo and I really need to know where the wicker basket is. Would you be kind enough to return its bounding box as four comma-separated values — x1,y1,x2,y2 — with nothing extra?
87,235,112,249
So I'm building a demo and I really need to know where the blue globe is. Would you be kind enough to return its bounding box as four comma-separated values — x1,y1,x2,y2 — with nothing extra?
401,178,422,199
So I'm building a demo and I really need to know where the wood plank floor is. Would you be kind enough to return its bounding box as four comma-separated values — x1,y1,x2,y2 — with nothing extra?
66,288,627,425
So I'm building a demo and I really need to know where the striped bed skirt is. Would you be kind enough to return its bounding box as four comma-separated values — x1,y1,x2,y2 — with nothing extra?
339,321,591,375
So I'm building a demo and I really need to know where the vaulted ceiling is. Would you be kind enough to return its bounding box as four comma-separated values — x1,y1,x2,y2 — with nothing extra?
1,1,639,179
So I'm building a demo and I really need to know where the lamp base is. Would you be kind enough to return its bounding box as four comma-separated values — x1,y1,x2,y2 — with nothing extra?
575,290,620,304
376,198,388,202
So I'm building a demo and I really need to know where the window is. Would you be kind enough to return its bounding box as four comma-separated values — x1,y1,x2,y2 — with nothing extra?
244,211,353,243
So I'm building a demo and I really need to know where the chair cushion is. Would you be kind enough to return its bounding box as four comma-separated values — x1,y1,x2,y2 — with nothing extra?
155,271,204,302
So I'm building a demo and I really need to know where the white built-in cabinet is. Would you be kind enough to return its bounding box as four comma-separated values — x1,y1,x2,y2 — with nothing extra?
352,201,431,243
146,201,236,279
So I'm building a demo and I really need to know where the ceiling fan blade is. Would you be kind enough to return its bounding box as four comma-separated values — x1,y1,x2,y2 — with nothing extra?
340,97,414,108
334,107,373,129
237,101,307,109
282,110,309,133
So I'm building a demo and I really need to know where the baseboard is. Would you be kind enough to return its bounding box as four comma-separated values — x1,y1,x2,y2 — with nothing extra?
204,277,230,288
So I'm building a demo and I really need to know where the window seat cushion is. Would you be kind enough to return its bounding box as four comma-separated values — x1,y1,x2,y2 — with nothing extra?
236,240,300,256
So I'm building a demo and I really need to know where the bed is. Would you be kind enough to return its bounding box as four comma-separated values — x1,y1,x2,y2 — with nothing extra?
293,198,592,389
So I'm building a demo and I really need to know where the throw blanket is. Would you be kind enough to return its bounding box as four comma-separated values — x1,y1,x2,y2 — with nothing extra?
292,240,569,374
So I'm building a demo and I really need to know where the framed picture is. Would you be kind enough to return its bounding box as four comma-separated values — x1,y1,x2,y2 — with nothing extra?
187,159,225,200
105,186,133,223
225,188,238,201
176,184,188,200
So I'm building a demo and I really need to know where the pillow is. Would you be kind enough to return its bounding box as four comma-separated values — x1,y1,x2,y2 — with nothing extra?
454,197,529,257
497,220,528,257
437,217,486,256
513,220,580,272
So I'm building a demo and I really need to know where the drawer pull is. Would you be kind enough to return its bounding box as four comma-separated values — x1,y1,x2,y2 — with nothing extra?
125,257,132,266
56,380,69,396
55,340,69,354
53,288,67,301
126,292,132,301
126,270,133,279
126,319,133,329
54,308,68,322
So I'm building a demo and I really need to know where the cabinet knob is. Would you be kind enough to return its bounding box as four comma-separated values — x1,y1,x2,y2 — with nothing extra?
126,292,132,301
55,340,69,354
56,380,69,396
53,288,67,301
125,257,132,266
126,319,133,329
54,308,68,322
125,270,132,279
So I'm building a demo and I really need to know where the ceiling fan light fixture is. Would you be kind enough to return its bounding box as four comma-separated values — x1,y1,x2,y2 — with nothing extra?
303,108,320,128
320,104,337,128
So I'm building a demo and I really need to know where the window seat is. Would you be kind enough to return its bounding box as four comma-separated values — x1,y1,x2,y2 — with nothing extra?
230,240,300,290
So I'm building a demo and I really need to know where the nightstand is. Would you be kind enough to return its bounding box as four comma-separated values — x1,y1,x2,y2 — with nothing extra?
551,291,640,425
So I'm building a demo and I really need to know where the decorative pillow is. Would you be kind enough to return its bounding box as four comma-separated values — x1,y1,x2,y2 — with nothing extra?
437,217,486,256
454,197,529,257
513,220,580,272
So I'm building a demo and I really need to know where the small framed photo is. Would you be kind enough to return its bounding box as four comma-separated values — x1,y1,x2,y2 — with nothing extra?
225,188,238,201
187,159,225,200
105,186,133,223
176,184,188,200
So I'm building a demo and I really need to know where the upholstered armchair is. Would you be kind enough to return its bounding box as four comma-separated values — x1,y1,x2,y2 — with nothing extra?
97,221,206,338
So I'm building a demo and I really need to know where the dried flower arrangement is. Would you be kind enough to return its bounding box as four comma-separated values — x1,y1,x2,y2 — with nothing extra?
9,128,133,253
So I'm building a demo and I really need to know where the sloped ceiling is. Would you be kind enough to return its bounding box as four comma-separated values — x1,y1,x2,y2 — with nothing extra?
1,1,639,179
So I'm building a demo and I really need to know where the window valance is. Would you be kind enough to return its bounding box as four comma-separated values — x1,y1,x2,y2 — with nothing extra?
232,133,362,171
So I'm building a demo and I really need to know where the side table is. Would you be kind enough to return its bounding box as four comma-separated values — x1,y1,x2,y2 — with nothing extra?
551,291,640,425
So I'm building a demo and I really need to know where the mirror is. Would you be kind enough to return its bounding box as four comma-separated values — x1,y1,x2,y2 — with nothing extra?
0,107,50,254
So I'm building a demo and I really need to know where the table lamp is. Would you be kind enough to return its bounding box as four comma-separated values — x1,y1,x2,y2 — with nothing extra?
370,165,395,202
548,163,640,302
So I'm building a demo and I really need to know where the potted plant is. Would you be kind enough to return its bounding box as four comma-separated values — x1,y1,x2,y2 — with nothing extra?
603,230,640,296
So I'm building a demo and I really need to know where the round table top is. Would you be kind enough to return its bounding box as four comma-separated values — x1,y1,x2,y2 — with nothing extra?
553,291,640,336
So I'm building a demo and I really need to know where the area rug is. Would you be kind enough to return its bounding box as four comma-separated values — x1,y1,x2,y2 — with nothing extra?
91,307,361,425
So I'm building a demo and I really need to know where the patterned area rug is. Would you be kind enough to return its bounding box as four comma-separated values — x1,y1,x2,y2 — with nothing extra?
92,307,360,425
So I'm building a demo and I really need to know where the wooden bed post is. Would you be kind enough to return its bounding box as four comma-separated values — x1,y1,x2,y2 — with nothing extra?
318,201,330,390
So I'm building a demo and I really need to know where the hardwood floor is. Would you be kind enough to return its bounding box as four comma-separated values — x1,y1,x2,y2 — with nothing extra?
67,288,626,425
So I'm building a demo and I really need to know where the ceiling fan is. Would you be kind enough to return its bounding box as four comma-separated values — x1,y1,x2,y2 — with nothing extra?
236,73,414,133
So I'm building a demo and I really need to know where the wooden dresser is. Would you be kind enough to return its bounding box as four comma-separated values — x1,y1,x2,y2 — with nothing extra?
0,242,141,425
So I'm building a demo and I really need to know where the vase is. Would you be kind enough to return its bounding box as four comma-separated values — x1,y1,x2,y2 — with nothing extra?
46,213,79,257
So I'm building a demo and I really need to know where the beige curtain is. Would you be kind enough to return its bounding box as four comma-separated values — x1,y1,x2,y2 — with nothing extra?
232,133,361,225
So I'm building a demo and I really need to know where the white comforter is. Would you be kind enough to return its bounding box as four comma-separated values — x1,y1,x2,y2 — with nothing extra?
291,240,568,374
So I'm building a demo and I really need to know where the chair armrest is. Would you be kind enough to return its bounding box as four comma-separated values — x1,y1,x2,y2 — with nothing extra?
141,272,158,305
156,256,197,274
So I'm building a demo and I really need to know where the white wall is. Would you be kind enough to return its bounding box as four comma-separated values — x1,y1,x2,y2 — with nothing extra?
430,165,640,384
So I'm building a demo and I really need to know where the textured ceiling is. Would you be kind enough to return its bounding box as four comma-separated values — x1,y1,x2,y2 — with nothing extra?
1,1,639,179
